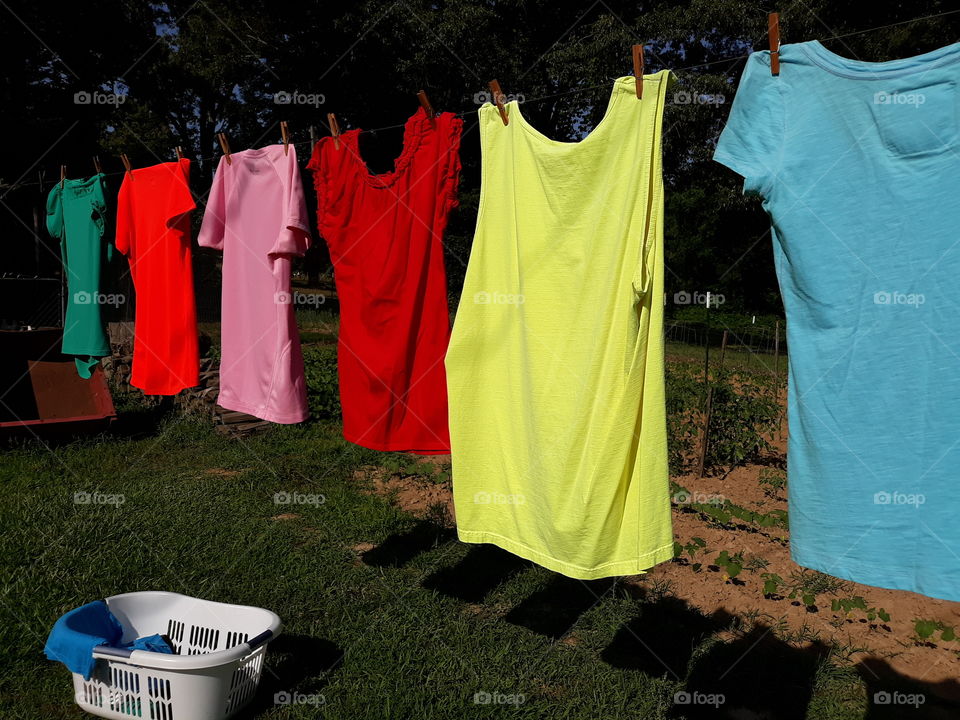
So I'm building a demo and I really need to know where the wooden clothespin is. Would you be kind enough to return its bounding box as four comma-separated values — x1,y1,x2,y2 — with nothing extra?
488,80,508,126
60,165,66,188
280,121,290,155
417,90,435,119
93,156,102,174
175,146,184,160
769,12,781,76
217,132,232,165
327,113,341,150
632,44,645,99
120,154,132,176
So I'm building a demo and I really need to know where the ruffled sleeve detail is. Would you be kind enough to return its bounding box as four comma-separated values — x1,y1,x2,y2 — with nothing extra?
441,113,464,214
308,135,354,241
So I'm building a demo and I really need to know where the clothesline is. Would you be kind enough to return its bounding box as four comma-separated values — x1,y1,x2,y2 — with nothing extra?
4,6,959,193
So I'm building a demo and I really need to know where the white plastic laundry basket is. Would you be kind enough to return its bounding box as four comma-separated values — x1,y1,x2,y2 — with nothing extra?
69,591,282,720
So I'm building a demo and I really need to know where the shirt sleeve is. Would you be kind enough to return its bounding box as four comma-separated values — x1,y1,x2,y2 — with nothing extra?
45,186,64,241
269,146,311,257
714,51,785,197
165,158,195,229
197,157,228,251
114,177,133,257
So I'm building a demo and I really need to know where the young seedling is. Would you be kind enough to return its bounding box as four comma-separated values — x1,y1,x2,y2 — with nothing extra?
828,596,890,626
913,619,956,645
714,550,744,582
787,588,817,610
761,572,784,598
673,537,708,572
758,467,786,499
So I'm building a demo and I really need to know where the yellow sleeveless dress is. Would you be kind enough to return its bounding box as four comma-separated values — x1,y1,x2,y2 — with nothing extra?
446,72,674,579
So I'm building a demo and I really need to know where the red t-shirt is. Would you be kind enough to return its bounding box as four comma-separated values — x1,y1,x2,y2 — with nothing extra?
115,159,199,395
307,108,462,453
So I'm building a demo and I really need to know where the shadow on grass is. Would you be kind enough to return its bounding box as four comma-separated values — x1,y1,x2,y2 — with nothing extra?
504,576,616,639
240,634,344,718
361,520,455,568
421,544,530,603
602,594,735,679
675,623,830,719
107,396,179,439
603,591,832,719
858,657,960,719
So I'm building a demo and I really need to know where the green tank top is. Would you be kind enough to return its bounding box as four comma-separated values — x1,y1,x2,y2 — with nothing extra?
446,72,674,579
46,174,112,378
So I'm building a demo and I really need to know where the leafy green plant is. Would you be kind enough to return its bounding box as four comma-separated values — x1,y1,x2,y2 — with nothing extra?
829,596,890,624
776,570,854,611
758,467,786,499
665,364,703,474
761,572,784,598
302,345,341,420
704,370,780,470
787,588,818,609
673,536,709,572
670,481,788,531
913,619,956,644
665,365,781,475
714,550,744,581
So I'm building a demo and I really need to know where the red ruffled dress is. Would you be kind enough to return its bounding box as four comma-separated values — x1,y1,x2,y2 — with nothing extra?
307,108,462,453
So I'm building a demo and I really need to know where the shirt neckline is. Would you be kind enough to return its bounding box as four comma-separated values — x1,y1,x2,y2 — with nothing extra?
801,39,960,79
510,76,633,147
236,145,285,159
59,173,104,188
349,107,430,188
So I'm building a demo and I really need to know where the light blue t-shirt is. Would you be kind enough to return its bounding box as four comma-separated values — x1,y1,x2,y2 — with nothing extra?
715,41,960,601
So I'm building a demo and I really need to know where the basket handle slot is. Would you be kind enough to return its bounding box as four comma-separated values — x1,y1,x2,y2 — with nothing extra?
246,630,273,650
93,645,133,659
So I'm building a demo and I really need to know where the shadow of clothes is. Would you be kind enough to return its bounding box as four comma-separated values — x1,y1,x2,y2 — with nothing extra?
237,634,344,718
361,520,455,568
108,397,178,440
673,623,831,720
504,576,616,639
421,544,531,603
858,656,960,719
601,594,735,680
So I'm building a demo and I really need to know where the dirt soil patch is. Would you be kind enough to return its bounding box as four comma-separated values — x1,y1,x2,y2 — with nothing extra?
354,458,455,523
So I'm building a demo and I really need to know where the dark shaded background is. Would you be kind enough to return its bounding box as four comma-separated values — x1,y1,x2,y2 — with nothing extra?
2,0,958,321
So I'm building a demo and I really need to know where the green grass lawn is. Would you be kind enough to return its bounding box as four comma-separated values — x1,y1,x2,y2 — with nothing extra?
0,411,876,719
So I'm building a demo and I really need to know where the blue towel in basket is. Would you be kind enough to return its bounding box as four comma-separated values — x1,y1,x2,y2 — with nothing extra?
126,634,174,654
44,601,123,680
45,602,176,680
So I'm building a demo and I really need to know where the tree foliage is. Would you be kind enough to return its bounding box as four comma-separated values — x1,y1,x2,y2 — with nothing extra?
3,0,958,309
